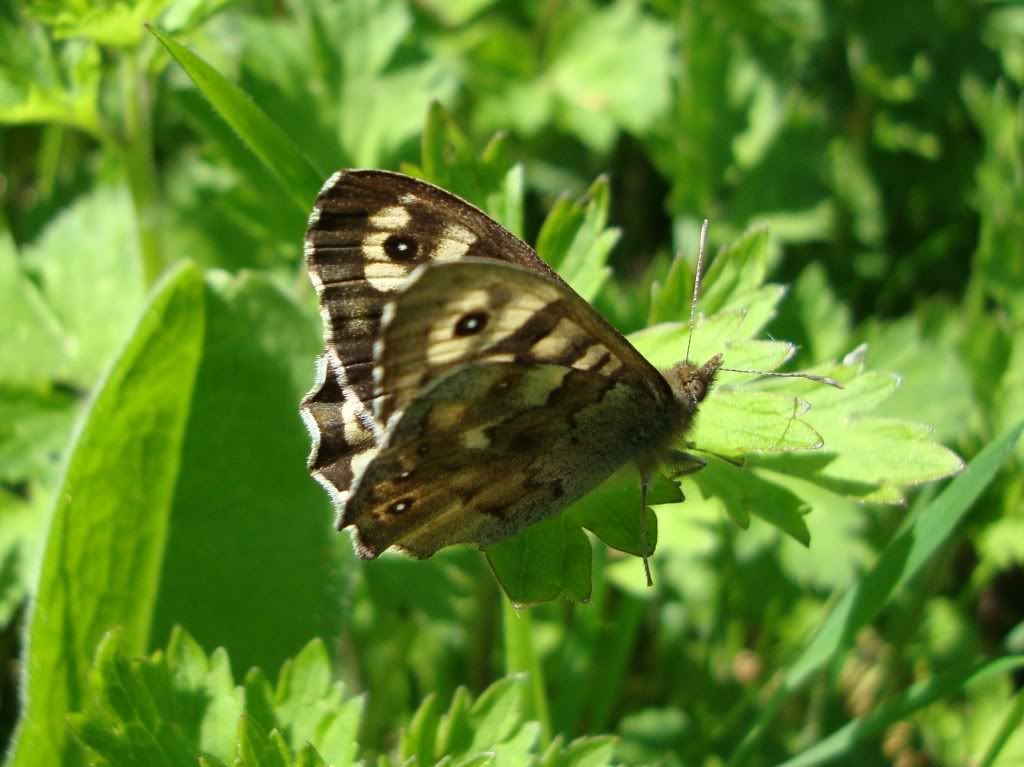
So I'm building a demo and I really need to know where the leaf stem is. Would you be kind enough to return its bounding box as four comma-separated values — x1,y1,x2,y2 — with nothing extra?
501,599,552,745
120,49,164,288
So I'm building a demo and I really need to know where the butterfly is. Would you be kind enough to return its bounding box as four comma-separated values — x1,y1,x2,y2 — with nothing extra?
300,170,833,582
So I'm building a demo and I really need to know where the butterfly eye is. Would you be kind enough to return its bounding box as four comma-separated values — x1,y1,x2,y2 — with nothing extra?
454,311,489,337
383,234,418,260
387,497,414,515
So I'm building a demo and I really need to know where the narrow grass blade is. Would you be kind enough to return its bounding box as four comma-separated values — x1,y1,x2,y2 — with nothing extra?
146,25,324,213
776,655,1024,767
729,422,1024,766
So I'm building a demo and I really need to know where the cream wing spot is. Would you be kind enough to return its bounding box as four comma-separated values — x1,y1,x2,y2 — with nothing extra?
432,223,478,262
574,345,608,371
369,205,411,229
530,318,578,359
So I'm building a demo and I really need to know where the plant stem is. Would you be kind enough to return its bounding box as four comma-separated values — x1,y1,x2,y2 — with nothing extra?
502,599,552,745
120,49,164,288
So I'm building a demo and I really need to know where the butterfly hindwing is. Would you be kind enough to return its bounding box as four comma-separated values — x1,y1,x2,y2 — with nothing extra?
373,258,673,425
343,363,673,559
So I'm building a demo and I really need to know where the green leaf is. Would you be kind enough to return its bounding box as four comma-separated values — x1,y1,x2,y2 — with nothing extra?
691,390,824,457
0,20,102,134
776,655,1024,767
547,2,673,149
7,263,205,767
68,628,359,767
20,185,146,387
413,102,520,223
536,176,618,302
149,273,346,678
729,422,1024,764
147,24,323,214
485,514,592,605
0,233,65,385
648,251,695,325
686,460,811,546
28,0,170,47
572,466,673,557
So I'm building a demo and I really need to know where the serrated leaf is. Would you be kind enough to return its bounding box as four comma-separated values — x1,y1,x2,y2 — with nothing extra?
547,2,672,149
0,21,102,133
536,177,618,301
648,252,696,325
571,466,667,557
485,514,591,605
29,0,170,47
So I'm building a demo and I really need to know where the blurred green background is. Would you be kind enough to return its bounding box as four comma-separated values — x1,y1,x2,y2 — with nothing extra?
1,0,1023,765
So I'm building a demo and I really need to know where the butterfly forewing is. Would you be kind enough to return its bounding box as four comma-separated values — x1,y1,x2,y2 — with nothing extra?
305,170,561,407
303,170,566,520
373,259,673,425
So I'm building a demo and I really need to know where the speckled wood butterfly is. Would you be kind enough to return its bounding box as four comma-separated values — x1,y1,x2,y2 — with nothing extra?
300,170,832,582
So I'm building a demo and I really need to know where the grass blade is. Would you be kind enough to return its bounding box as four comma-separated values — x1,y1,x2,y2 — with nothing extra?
146,25,324,214
776,655,1024,767
729,422,1024,766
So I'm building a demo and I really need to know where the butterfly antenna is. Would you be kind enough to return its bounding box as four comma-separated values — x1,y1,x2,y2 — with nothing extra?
685,219,709,364
639,470,654,587
718,367,844,389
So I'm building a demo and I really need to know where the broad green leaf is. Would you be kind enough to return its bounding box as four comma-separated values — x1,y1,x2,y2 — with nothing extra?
7,263,205,767
686,460,811,546
67,628,243,764
149,273,346,678
148,24,323,214
485,514,591,605
691,390,823,458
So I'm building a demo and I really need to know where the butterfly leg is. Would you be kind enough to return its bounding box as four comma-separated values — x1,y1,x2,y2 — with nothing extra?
682,443,746,468
664,449,708,478
639,467,654,588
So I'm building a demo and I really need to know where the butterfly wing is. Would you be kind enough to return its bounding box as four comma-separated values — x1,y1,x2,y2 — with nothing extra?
373,258,673,425
304,170,562,406
343,362,672,559
340,259,678,558
303,170,568,516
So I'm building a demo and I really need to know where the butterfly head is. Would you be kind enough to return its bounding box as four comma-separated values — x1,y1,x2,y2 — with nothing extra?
664,353,722,412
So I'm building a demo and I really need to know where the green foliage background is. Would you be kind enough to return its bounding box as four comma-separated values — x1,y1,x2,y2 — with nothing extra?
1,0,1023,765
